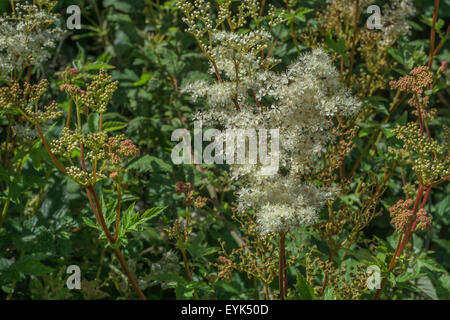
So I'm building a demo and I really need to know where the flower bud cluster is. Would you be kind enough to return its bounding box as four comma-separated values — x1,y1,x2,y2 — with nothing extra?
50,128,81,159
390,66,433,110
80,70,118,113
389,199,432,233
393,123,449,185
105,135,140,165
26,79,49,104
389,199,414,233
60,69,118,114
82,132,108,161
66,166,89,183
178,0,284,56
26,100,63,123
0,79,62,123
0,83,27,110
416,208,432,231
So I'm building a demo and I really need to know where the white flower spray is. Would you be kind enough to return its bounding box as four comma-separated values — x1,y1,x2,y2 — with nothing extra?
0,1,62,78
183,34,360,235
379,0,416,47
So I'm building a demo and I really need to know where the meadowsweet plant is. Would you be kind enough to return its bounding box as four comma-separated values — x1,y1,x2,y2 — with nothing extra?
305,247,369,299
0,0,62,230
302,0,416,95
296,0,448,300
214,210,281,299
165,181,212,299
0,2,163,300
0,0,448,301
372,65,449,299
1,65,160,299
179,0,362,299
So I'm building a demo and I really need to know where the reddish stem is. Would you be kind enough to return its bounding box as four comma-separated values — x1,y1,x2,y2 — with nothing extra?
427,0,440,68
373,185,424,299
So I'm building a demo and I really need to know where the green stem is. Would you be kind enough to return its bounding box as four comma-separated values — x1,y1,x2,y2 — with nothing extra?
279,232,286,300
347,0,360,81
181,206,200,299
0,191,11,228
86,185,146,300
65,97,73,128
0,158,24,228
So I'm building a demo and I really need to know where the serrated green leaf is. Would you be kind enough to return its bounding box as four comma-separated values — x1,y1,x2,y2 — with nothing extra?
127,155,173,173
322,287,335,300
102,121,128,132
82,217,98,230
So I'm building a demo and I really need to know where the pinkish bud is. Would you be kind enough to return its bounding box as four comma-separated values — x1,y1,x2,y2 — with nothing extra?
109,171,118,179
441,61,447,73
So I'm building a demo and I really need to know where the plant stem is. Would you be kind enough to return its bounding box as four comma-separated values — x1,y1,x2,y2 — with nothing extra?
427,0,440,68
31,118,67,175
373,184,424,299
264,283,270,300
259,0,266,16
348,0,360,80
181,206,193,281
72,102,143,297
65,97,73,128
17,77,145,299
279,232,287,300
113,247,146,300
182,249,193,280
180,206,200,299
320,250,334,298
0,191,11,229
112,180,121,242
86,185,146,300
430,25,450,62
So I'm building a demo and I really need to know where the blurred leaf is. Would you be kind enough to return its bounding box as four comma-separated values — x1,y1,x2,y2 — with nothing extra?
295,272,315,300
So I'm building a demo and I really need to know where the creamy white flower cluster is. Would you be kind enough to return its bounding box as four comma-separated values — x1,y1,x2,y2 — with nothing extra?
380,0,416,47
0,3,62,77
240,175,337,234
183,31,360,235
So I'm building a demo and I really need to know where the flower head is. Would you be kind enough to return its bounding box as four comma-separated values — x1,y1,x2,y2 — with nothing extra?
0,2,62,78
183,31,360,235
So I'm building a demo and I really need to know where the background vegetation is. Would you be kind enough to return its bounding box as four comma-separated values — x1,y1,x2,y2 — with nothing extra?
0,0,448,300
